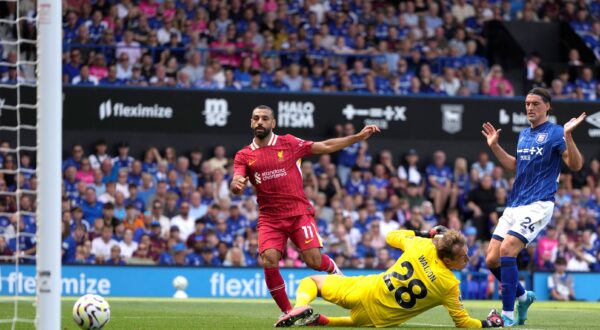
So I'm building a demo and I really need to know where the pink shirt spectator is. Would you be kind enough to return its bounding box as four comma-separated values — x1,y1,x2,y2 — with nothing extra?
537,235,558,268
76,170,94,185
488,77,514,96
263,0,278,13
191,20,207,32
102,17,116,31
209,39,238,67
89,65,108,80
486,65,514,97
139,0,159,18
164,8,176,21
278,243,303,268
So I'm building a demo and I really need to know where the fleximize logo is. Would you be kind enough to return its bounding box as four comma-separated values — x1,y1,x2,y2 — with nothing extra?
98,99,174,120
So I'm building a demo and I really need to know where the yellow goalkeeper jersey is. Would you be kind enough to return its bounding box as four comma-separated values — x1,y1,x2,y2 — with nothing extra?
358,230,482,328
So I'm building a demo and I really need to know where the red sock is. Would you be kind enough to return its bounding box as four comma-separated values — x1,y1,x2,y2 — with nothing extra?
318,254,335,273
318,314,330,325
264,267,292,313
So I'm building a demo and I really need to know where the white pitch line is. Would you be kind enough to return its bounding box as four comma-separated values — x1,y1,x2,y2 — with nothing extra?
407,323,547,330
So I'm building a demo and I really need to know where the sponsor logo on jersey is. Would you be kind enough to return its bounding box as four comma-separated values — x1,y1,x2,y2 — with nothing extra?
98,99,173,120
517,146,543,160
254,172,262,184
535,133,548,144
254,169,287,184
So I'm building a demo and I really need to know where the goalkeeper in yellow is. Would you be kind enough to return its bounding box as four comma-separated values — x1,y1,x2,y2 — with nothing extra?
275,228,504,328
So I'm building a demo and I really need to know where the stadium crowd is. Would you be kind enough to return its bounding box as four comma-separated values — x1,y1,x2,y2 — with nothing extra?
1,0,582,98
1,0,600,98
0,126,599,286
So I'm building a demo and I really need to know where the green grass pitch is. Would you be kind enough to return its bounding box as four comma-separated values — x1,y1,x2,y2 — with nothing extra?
0,297,599,329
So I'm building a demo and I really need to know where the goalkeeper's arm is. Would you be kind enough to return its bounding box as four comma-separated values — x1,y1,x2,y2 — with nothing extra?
444,286,504,328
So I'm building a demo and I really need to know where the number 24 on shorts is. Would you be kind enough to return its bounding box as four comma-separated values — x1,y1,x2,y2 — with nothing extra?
520,217,535,233
382,261,428,309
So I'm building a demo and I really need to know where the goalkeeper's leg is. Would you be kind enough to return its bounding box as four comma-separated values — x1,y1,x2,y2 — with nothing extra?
293,277,353,327
295,277,320,307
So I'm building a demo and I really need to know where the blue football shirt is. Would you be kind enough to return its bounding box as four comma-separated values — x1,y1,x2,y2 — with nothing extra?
508,121,566,207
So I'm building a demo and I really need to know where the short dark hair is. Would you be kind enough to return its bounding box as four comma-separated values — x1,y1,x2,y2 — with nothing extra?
253,105,275,119
555,257,567,265
527,87,551,103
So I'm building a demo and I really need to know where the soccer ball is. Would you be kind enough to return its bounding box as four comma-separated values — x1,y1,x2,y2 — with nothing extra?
173,275,188,290
72,294,111,329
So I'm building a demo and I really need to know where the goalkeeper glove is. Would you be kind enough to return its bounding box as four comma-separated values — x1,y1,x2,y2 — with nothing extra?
482,309,503,328
415,225,448,239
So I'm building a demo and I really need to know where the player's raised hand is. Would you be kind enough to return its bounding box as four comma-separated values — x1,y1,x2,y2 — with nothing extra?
357,125,381,140
564,112,586,134
481,122,501,147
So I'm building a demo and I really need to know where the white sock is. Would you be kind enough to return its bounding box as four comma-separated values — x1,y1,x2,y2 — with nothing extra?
502,310,515,320
517,292,527,302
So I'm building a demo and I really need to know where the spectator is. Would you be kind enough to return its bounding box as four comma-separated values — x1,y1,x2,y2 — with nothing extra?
118,228,138,259
99,64,125,86
575,67,597,101
71,64,98,86
548,257,576,301
466,175,496,241
426,150,453,215
116,30,142,66
171,201,195,241
472,151,494,178
105,245,126,265
91,225,118,262
485,65,514,97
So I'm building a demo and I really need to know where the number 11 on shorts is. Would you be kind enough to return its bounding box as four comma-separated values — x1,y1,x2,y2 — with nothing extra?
302,225,314,240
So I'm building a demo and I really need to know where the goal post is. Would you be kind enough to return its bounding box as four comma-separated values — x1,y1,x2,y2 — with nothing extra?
36,0,62,328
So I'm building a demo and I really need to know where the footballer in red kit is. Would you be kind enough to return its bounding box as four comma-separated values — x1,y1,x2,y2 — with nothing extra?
230,105,380,326
233,133,321,253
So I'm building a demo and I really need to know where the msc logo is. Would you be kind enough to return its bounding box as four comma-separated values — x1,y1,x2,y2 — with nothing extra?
586,111,600,137
98,99,173,120
441,104,463,134
203,99,230,127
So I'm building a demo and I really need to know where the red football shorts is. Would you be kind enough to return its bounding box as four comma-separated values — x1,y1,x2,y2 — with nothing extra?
257,214,323,254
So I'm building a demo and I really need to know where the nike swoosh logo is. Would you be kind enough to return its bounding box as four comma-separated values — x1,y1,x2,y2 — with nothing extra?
248,160,256,166
304,239,314,244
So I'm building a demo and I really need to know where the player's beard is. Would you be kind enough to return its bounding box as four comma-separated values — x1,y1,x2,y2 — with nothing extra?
254,126,271,140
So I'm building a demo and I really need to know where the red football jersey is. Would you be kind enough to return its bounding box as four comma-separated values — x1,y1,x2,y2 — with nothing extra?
233,134,314,220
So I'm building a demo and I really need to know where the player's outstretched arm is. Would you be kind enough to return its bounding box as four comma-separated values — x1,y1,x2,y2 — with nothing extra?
562,112,586,171
481,122,516,172
443,285,503,328
311,125,380,155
